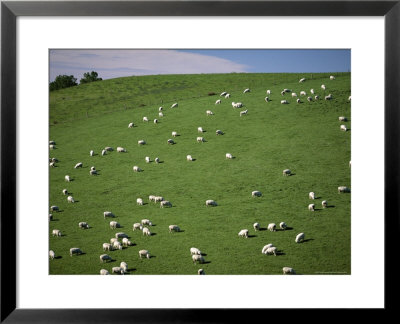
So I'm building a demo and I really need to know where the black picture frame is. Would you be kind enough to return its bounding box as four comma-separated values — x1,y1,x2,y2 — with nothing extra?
1,1,398,322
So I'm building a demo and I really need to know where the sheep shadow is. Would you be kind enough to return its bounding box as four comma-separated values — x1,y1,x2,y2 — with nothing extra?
326,205,335,208
200,261,211,265
259,227,268,231
127,268,137,272
247,235,257,238
149,233,157,236
190,159,197,162
54,256,62,260
156,161,165,164
276,250,285,256
300,239,314,243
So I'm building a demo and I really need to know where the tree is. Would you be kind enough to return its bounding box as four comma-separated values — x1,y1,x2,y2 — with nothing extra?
49,75,77,91
80,71,102,84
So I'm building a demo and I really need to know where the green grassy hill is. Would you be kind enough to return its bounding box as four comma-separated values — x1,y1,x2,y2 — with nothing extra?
49,72,351,275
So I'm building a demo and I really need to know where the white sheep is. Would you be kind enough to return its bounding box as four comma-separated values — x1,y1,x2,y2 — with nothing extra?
138,140,146,145
78,222,89,229
115,232,128,239
103,243,113,251
348,95,351,101
100,254,112,263
109,221,120,229
215,99,221,104
67,195,74,203
128,122,134,128
295,233,305,243
154,119,158,124
171,103,178,108
283,267,296,274
65,175,71,182
133,223,143,231
49,250,55,259
196,136,204,143
265,96,270,102
239,109,248,116
112,266,125,275
192,254,205,264
261,244,274,254
216,130,223,135
159,112,164,117
205,200,217,206
122,238,132,247
117,147,126,153
169,225,180,233
198,269,205,275
308,204,315,211
198,127,204,133
266,90,271,95
300,91,306,96
160,200,172,208
120,262,128,272
339,116,347,122
282,169,291,176
225,93,230,98
143,116,149,122
299,78,306,83
315,95,319,100
310,89,315,94
281,90,285,96
49,162,56,167
187,155,193,161
49,140,55,145
139,249,150,259
322,200,328,208
296,98,301,104
338,186,350,193
110,238,119,244
267,223,276,232
90,150,94,156
252,191,262,197
100,269,109,275
49,214,53,221
113,241,123,250
141,219,153,226
49,144,55,150
52,229,62,237
206,110,214,116
253,223,260,231
309,192,315,200
325,94,333,100
321,84,326,90
281,100,288,104
142,227,151,236
225,153,233,159
243,88,250,93
154,196,164,203
340,125,347,132
330,75,335,80
159,106,163,111
69,247,82,256
50,205,59,212
137,198,143,205
264,247,277,256
103,211,115,219
90,166,96,172
90,169,98,175
133,166,142,172
190,247,202,255
172,131,178,137
238,229,249,238
155,157,160,164
167,139,175,145
231,102,243,108
62,189,68,195
101,149,106,156
279,222,287,230
220,92,227,97
307,96,312,102
104,146,113,152
292,93,297,97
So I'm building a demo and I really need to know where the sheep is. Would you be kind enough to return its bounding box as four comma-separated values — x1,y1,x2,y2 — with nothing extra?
280,100,288,104
109,221,120,229
283,267,296,274
330,75,335,80
133,223,143,231
325,94,333,100
117,147,126,153
139,249,150,259
338,186,350,193
122,238,132,247
110,238,119,244
348,95,351,101
279,222,287,230
50,157,58,163
264,247,277,256
264,96,270,102
90,169,98,175
281,91,285,96
192,254,205,264
62,189,68,195
252,191,262,197
155,157,160,164
310,89,315,94
239,109,248,116
205,200,217,206
133,166,142,172
65,175,71,182
115,232,128,239
295,233,305,243
315,95,319,100
300,91,306,96
299,78,306,83
262,244,274,254
340,125,347,132
49,144,55,150
206,110,214,116
215,99,221,104
296,98,301,104
186,155,193,161
49,162,56,167
243,88,250,93
103,243,113,251
120,262,128,272
282,169,291,176
100,269,109,275
101,149,106,156
309,192,315,200
160,200,172,208
231,102,243,108
158,112,164,117
198,269,205,275
153,119,158,124
113,241,123,250
90,150,94,156
171,103,178,108
141,219,153,226
49,250,55,259
339,116,347,122
159,106,163,111
67,195,74,203
225,93,230,98
145,156,150,163
78,222,89,229
322,200,328,208
143,116,149,122
308,204,315,211
267,223,276,232
220,91,227,97
196,137,204,143
253,223,260,231
167,139,175,145
225,153,233,159
112,267,125,275
190,247,202,255
349,160,351,167
137,198,143,205
172,131,178,137
100,254,112,263
266,90,271,95
49,140,56,145
69,247,82,256
128,122,134,128
307,96,312,102
49,214,53,221
142,227,151,236
283,88,291,92
138,140,146,145
238,229,249,238
291,93,297,97
52,229,62,237
50,205,59,212
198,127,204,133
321,84,326,90
104,147,113,152
169,225,180,233
90,166,96,172
154,196,164,203
103,211,115,219
216,130,223,135
74,162,83,169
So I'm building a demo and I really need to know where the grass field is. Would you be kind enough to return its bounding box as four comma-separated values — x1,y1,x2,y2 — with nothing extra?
49,72,351,275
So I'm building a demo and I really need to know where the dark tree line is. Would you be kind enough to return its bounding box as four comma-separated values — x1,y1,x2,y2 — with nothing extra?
49,71,102,91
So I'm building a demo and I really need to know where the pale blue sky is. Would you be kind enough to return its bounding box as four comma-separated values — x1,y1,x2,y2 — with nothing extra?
50,49,350,82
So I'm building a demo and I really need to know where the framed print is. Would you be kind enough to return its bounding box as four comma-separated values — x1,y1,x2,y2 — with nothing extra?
1,0,399,322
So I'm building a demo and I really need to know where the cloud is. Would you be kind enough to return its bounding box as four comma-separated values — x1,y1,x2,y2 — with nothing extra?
49,49,249,81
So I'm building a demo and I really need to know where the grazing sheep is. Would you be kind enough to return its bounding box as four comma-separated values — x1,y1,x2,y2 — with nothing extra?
205,200,217,207
159,106,163,111
154,119,158,124
279,222,287,230
295,233,305,243
90,166,96,172
160,200,172,208
322,200,328,208
296,98,301,104
325,94,333,100
198,127,204,133
138,140,146,145
78,222,89,229
49,162,56,167
340,125,348,132
206,110,214,116
190,247,202,255
283,89,291,93
122,238,132,247
103,211,115,219
310,89,315,94
49,214,53,221
52,229,62,237
283,267,296,274
225,93,230,98
154,196,164,203
90,169,98,175
49,140,55,145
103,243,113,251
300,91,306,96
109,221,120,229
62,189,68,195
225,153,233,159
133,223,143,231
113,241,123,250
128,122,134,128
110,238,119,244
192,254,205,264
167,139,175,145
104,147,113,152
74,162,83,169
308,204,315,211
117,147,126,153
49,250,55,259
266,90,271,95
238,229,249,238
309,192,315,200
220,92,227,97
292,93,297,97
144,156,151,164
196,136,204,143
281,100,288,104
159,112,164,117
115,232,128,239
65,175,71,182
69,247,82,256
243,88,250,93
100,269,109,275
100,254,112,263
171,103,178,108
137,198,143,205
321,84,326,90
155,157,160,164
169,225,180,233
239,109,248,116
264,247,277,256
330,75,335,80
281,91,285,96
339,116,347,122
252,191,262,197
231,102,243,108
142,227,151,236
50,205,59,212
315,95,319,100
215,99,221,104
101,149,106,156
133,166,142,172
307,96,312,102
253,223,260,231
49,144,55,150
112,267,125,275
282,169,291,176
120,262,128,272
348,95,351,101
267,223,276,232
198,269,205,275
90,150,94,156
172,131,178,137
139,249,150,259
141,219,153,226
187,155,193,161
299,78,306,83
262,244,274,254
265,96,270,102
67,195,74,203
143,116,149,122
338,186,350,193
216,130,223,135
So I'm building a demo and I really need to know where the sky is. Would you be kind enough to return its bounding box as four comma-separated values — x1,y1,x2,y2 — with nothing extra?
49,49,350,83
